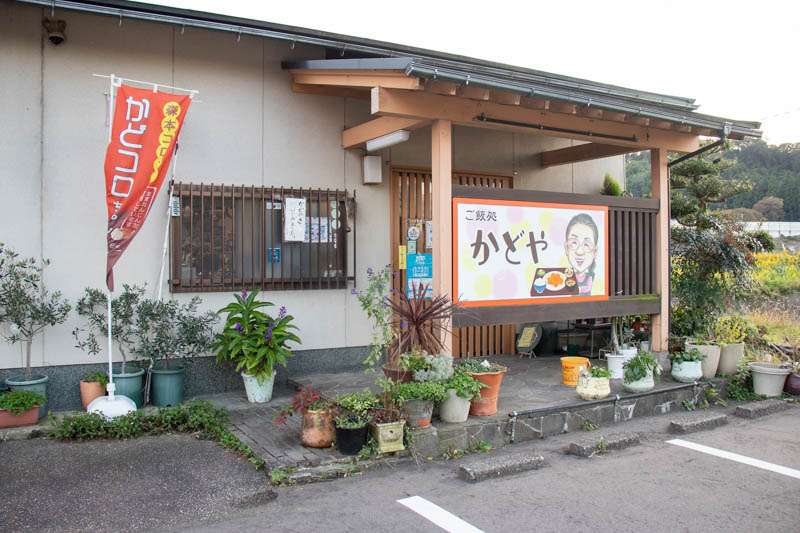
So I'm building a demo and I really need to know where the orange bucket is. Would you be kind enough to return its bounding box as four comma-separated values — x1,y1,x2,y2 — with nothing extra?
560,357,591,386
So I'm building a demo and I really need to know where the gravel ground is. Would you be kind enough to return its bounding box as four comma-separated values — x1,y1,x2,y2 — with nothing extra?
0,434,274,532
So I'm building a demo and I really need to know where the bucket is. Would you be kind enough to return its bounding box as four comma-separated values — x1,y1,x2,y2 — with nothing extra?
605,353,627,379
560,357,591,386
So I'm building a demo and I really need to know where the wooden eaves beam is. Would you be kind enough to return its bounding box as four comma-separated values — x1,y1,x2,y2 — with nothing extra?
342,116,427,149
541,142,643,168
290,69,421,90
371,87,701,153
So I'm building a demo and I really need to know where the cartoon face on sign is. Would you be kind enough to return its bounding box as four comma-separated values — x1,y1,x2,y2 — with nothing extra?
564,214,599,294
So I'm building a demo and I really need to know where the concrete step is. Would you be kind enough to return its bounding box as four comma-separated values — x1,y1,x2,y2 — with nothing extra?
734,399,791,419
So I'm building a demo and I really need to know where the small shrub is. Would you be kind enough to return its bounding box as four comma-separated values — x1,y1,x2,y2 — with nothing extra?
601,173,622,196
0,390,46,415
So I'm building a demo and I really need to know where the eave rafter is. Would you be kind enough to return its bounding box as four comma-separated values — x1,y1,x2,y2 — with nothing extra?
342,116,427,148
289,69,421,90
370,87,701,153
541,142,643,168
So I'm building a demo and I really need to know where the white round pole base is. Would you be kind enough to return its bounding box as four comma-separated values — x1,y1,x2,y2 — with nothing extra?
87,394,137,419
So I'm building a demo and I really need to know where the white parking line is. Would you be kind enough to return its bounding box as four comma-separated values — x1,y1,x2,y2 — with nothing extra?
667,439,800,480
397,496,485,533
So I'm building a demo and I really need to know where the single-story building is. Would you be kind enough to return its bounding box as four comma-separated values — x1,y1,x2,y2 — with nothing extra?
0,0,762,408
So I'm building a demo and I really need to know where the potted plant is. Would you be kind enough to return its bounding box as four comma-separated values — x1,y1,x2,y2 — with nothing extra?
134,296,217,407
783,340,800,395
456,359,508,416
389,379,447,429
668,348,706,383
79,371,108,410
0,245,71,419
0,389,46,428
622,350,661,392
748,349,791,397
275,387,335,448
576,366,611,400
714,316,747,375
334,389,380,455
440,369,487,423
368,406,406,454
74,285,147,408
212,290,299,403
686,331,721,380
387,283,457,381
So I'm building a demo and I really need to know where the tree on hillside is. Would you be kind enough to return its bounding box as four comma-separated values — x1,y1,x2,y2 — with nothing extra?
722,207,765,222
752,196,785,221
669,142,753,228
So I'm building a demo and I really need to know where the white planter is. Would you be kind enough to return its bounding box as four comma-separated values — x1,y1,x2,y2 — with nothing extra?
623,369,655,393
749,363,790,397
576,375,610,400
605,353,627,379
671,360,703,383
241,370,276,403
439,388,471,423
686,342,721,379
718,343,745,375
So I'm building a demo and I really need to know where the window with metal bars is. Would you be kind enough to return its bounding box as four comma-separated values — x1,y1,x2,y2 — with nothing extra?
169,182,354,292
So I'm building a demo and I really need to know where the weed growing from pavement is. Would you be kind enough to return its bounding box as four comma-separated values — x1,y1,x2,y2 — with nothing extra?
269,467,296,486
469,439,492,454
442,443,464,460
596,438,608,451
682,400,696,411
581,421,599,431
49,400,265,469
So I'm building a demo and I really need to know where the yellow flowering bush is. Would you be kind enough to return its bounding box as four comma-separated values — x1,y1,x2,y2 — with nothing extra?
752,251,800,296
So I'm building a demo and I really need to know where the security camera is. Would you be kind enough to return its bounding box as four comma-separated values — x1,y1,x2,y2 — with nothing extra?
42,18,66,46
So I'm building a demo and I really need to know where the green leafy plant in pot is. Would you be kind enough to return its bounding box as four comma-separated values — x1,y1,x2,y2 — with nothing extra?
622,350,661,392
387,379,447,429
134,296,217,407
456,359,508,416
0,244,71,419
576,366,612,401
668,347,706,383
212,290,300,403
74,284,148,408
334,389,380,455
440,368,488,423
0,389,47,428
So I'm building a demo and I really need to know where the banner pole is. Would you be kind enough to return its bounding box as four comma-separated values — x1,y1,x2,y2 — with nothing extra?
106,291,116,400
156,180,175,302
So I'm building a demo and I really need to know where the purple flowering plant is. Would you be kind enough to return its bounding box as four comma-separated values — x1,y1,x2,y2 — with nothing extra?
211,289,300,385
353,265,396,368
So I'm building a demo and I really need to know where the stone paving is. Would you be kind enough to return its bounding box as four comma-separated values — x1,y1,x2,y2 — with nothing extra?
201,353,701,470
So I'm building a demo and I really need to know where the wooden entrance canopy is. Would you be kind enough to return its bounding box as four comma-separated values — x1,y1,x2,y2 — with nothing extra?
284,57,762,355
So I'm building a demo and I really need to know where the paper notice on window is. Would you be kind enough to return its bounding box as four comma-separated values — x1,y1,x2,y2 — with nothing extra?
283,197,307,242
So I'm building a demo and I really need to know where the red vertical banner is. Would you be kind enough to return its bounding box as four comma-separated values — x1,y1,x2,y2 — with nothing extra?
104,85,192,291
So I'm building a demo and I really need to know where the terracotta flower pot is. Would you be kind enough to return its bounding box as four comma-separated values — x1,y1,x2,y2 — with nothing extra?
402,398,434,429
468,368,507,416
80,381,106,411
0,406,39,428
301,408,335,448
381,364,413,383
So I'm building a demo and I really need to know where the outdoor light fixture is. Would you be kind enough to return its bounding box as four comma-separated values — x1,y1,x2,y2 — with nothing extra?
366,130,410,152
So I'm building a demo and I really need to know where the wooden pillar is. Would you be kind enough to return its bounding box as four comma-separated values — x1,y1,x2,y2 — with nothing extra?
431,119,453,355
650,148,669,352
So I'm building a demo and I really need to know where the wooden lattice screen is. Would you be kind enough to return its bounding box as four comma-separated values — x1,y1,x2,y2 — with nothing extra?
390,167,516,358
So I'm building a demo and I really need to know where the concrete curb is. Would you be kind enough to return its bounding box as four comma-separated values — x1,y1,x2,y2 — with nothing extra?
668,413,729,434
734,399,790,419
458,452,545,482
280,453,414,485
567,433,640,457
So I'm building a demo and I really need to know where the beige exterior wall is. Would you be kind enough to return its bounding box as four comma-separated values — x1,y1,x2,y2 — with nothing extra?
0,2,622,369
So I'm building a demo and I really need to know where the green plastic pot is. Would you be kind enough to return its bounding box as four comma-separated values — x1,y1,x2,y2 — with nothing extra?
5,374,48,419
112,366,145,409
150,364,185,407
